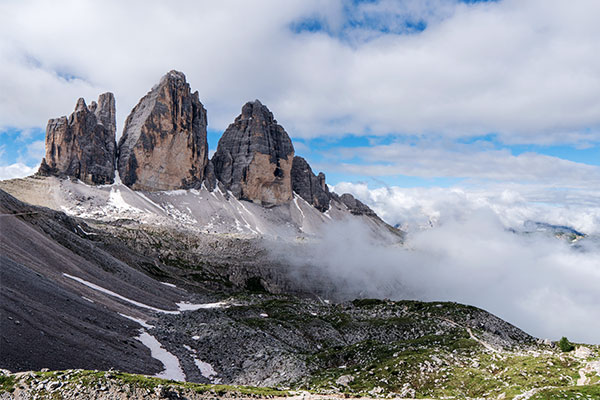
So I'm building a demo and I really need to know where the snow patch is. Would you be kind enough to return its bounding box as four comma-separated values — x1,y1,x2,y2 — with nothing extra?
182,344,219,383
119,313,154,329
293,196,305,220
160,282,177,288
164,189,187,196
194,358,219,382
176,301,228,311
136,331,186,381
77,225,97,236
136,192,166,212
108,187,142,213
63,273,179,314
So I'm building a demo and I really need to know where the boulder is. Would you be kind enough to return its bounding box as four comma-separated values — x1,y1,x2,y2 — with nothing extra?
117,70,208,191
212,100,294,206
38,93,116,184
291,156,330,212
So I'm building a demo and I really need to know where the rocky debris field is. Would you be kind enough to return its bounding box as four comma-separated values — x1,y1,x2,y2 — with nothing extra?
145,293,600,399
0,369,287,400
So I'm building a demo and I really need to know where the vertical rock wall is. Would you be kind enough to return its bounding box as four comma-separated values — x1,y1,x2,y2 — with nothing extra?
117,70,208,191
38,93,116,185
212,100,294,206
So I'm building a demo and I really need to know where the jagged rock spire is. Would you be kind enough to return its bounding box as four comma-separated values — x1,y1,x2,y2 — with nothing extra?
291,156,330,212
38,93,116,185
212,100,295,206
117,70,208,191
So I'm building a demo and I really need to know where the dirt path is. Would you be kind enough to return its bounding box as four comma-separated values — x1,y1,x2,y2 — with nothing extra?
465,326,500,353
437,316,500,353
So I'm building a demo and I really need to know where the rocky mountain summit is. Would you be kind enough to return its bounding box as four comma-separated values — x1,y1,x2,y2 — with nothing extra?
212,100,295,206
38,93,116,185
117,70,209,191
34,70,382,221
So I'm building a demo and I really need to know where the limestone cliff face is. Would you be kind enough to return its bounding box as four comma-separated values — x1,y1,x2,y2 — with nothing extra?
117,70,208,191
291,156,330,212
38,93,116,184
212,101,294,206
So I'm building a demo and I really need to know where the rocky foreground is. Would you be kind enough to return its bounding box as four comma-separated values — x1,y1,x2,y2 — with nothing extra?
1,361,600,400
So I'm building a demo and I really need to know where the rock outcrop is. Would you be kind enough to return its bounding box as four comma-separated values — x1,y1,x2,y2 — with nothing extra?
117,70,208,191
291,156,330,212
38,93,116,184
212,100,294,206
334,192,378,217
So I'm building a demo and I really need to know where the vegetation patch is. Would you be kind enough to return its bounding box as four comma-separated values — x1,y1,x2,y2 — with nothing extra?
0,375,16,393
529,384,600,400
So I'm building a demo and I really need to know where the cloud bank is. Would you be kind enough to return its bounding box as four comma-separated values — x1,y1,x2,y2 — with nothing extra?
273,212,600,344
272,182,598,344
333,181,600,234
1,0,600,145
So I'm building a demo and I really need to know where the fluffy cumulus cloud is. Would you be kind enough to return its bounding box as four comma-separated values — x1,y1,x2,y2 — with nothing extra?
1,0,599,145
333,181,600,234
0,163,38,180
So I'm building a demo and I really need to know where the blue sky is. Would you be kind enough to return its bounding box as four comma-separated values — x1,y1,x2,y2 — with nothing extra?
1,0,599,190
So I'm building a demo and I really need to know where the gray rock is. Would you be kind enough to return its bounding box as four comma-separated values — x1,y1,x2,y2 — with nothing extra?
291,156,330,212
212,100,294,206
38,93,116,184
334,192,378,217
203,160,217,192
117,70,208,191
336,374,354,386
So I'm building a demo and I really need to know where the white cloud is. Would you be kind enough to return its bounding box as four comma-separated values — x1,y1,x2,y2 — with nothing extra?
0,0,599,145
23,140,45,163
322,140,600,187
0,162,38,180
332,181,600,234
272,213,600,344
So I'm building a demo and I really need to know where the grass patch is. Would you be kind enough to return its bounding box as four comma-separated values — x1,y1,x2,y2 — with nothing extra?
0,375,16,393
352,298,385,307
529,384,600,400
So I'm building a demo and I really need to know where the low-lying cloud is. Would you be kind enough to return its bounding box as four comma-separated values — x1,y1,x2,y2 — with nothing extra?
272,212,600,344
333,182,600,235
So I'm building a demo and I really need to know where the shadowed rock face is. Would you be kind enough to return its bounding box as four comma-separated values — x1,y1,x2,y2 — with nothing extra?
291,156,330,212
335,192,378,217
38,93,116,184
212,100,294,206
117,70,208,191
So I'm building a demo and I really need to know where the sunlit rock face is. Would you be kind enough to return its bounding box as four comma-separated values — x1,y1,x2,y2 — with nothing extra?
38,93,116,185
117,70,208,191
291,156,330,212
212,100,294,206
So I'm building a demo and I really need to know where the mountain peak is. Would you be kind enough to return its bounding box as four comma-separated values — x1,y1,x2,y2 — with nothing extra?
239,99,276,123
212,101,294,206
117,70,208,191
38,92,116,185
